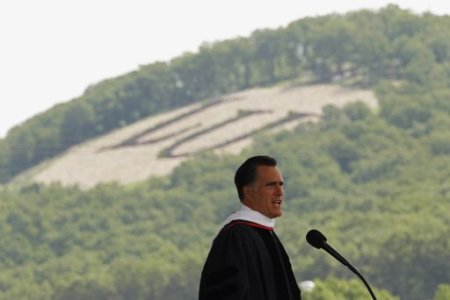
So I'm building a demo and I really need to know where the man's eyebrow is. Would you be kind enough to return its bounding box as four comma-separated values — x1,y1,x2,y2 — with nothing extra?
265,181,284,186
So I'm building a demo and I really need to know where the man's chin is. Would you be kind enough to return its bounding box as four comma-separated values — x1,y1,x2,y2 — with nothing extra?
272,210,283,218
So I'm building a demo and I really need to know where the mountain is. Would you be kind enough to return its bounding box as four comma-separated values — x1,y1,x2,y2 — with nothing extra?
2,4,441,184
0,5,449,300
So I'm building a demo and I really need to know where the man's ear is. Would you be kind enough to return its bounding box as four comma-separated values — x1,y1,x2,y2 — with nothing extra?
243,185,252,199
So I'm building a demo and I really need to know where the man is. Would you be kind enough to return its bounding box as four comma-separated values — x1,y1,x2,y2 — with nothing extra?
199,155,301,300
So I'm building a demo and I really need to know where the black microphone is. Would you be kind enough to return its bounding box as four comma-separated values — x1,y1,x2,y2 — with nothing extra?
306,229,377,300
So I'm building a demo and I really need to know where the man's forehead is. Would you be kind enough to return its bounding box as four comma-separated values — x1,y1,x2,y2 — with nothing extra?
255,165,283,180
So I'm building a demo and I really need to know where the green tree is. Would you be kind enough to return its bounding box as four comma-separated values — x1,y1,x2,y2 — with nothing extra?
434,284,450,300
302,277,399,300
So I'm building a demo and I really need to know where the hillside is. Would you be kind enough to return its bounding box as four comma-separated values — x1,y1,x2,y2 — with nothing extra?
0,5,449,300
0,78,448,300
2,4,444,183
13,83,377,188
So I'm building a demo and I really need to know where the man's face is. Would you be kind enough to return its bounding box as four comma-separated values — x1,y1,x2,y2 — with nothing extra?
244,165,284,218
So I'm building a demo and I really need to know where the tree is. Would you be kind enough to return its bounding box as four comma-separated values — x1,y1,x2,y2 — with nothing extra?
60,101,96,145
302,277,399,300
434,284,450,300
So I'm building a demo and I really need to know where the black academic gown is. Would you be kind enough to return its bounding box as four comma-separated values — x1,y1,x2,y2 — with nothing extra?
199,220,301,300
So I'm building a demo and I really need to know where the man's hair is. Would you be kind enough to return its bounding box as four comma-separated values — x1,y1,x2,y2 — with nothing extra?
234,155,277,201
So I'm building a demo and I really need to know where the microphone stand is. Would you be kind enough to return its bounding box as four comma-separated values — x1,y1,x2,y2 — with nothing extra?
324,243,377,300
307,229,377,300
345,262,377,300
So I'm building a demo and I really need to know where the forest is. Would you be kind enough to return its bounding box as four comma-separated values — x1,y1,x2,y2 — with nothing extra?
0,4,449,300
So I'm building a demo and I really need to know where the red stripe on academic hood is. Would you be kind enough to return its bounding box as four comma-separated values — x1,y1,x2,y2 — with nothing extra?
224,220,274,231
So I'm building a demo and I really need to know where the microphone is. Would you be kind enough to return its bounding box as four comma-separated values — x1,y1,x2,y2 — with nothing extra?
306,229,377,300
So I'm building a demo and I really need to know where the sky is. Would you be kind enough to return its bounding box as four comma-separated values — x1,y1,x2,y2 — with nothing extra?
1,0,448,138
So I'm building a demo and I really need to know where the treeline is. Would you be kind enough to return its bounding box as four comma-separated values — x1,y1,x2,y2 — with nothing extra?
0,75,449,299
2,5,450,182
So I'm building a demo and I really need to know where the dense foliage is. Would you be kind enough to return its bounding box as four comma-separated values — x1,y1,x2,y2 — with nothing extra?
0,4,449,300
0,76,449,299
2,5,450,182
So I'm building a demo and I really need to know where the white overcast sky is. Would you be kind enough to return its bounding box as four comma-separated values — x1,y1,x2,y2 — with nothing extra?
0,0,448,138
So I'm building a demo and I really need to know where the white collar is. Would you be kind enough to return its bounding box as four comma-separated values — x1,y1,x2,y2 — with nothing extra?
223,204,276,228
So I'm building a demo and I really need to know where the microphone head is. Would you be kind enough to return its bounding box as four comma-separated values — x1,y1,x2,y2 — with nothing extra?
306,229,327,249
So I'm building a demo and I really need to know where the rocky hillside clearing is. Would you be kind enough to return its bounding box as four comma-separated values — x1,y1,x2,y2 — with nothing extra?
14,83,377,188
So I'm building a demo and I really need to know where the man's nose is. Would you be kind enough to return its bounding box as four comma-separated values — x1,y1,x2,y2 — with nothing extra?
275,184,283,194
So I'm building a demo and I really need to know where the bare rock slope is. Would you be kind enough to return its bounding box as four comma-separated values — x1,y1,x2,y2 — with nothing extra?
17,83,378,188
